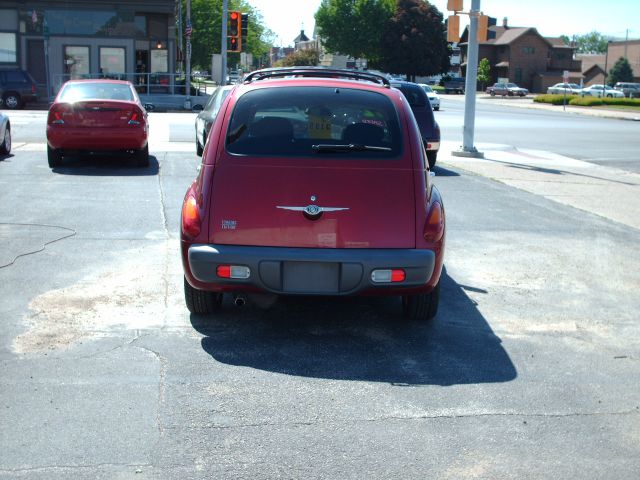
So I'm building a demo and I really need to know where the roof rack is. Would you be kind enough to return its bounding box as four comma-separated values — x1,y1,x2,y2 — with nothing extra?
243,67,390,88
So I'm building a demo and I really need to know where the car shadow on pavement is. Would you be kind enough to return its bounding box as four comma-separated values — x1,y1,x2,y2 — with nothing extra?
431,165,460,177
50,154,159,176
192,269,517,386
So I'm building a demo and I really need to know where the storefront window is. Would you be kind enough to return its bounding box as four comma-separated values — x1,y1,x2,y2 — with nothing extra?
0,32,17,63
150,49,168,73
64,46,89,79
20,9,146,37
100,47,125,77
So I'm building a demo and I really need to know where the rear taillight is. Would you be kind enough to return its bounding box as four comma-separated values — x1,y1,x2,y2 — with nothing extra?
48,108,65,125
128,111,141,125
371,269,406,283
31,84,37,94
217,265,251,279
423,201,444,242
181,195,201,238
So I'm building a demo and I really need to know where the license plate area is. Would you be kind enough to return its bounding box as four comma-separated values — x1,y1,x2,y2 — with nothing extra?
282,261,339,294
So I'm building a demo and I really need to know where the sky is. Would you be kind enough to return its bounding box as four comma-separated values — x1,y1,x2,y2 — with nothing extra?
246,0,640,47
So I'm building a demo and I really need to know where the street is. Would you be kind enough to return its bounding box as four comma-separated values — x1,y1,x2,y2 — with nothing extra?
1,99,640,479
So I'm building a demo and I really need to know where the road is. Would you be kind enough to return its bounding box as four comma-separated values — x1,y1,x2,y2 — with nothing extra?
438,96,640,172
1,106,639,479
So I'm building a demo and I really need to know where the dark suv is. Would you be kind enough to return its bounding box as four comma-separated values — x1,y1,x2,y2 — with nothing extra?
0,69,39,109
390,81,440,168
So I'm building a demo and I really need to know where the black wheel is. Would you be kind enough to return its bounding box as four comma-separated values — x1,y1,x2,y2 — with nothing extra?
402,280,440,321
0,126,11,155
184,277,223,314
47,145,62,168
3,93,22,110
135,145,149,167
490,91,495,96
426,150,437,169
434,106,440,111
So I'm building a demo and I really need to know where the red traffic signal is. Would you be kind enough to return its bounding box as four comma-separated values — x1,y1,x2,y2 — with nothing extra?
227,36,239,52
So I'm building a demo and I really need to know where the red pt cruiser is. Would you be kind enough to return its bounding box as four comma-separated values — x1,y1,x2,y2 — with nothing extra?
181,68,445,320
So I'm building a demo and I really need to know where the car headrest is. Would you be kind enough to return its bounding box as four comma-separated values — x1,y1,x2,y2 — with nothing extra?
342,123,384,145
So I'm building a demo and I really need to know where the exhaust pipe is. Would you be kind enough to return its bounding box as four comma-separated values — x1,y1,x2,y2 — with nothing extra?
233,294,247,307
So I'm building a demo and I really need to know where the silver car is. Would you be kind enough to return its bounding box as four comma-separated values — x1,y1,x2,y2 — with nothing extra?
419,84,440,111
547,82,582,95
0,112,11,155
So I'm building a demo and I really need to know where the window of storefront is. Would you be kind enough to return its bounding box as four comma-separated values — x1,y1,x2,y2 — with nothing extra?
0,32,17,63
64,46,89,79
100,47,125,77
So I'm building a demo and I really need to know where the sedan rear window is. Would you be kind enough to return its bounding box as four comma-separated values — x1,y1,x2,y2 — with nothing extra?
58,83,134,102
226,86,402,158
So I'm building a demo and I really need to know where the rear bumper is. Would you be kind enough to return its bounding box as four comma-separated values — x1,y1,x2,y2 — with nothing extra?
47,126,147,151
185,244,437,296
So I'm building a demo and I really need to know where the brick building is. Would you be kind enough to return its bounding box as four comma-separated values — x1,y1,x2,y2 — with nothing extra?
459,19,582,93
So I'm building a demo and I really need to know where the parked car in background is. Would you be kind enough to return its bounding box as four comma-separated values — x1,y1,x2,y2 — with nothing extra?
443,77,465,94
0,68,38,109
0,112,11,155
391,81,440,168
613,82,640,98
419,84,440,111
181,67,446,321
547,82,582,95
486,82,529,97
195,85,234,156
46,79,150,168
580,84,625,98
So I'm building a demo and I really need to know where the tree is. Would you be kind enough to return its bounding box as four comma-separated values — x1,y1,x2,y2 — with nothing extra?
275,48,320,67
477,57,491,90
315,0,395,64
376,0,450,80
178,0,273,71
562,31,611,54
608,57,634,85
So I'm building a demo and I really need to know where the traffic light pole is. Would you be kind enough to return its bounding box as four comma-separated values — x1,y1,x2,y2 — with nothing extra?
221,0,228,86
453,0,483,158
185,0,192,109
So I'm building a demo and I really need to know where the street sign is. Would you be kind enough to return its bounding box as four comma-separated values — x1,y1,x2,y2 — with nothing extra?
563,70,569,82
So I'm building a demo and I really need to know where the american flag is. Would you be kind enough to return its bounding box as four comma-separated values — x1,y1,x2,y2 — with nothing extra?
185,20,192,37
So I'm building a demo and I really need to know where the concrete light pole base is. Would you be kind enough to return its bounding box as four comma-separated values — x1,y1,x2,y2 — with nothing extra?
452,148,484,158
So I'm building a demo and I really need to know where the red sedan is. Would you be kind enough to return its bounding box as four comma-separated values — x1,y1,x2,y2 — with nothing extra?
181,67,446,321
46,79,149,168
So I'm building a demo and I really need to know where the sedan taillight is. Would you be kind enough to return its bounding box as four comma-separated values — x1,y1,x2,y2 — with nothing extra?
48,108,65,125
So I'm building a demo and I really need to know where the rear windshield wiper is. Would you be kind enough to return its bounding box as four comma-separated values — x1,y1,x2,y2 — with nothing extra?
312,143,392,153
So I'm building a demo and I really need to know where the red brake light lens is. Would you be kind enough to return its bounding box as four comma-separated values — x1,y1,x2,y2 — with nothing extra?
181,195,201,238
217,265,231,278
423,201,444,242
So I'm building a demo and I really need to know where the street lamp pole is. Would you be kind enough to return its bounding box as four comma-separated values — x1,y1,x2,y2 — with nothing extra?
603,40,610,94
452,0,483,158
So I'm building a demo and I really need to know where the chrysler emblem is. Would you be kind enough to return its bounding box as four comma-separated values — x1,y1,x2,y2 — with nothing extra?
277,204,349,220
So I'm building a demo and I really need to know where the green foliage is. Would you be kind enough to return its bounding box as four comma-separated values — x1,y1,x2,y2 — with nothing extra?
608,57,635,85
315,0,395,63
563,31,610,53
178,0,273,70
534,94,640,108
274,49,320,67
376,0,450,78
477,58,491,88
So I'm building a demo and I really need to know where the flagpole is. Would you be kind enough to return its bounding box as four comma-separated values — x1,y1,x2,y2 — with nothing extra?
185,0,192,109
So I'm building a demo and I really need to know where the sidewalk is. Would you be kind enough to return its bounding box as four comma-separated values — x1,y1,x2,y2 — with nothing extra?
438,140,640,230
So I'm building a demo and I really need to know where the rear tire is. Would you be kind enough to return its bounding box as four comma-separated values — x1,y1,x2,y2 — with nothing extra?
184,277,223,314
135,145,149,167
426,150,437,169
47,145,62,168
0,126,11,155
403,280,440,321
3,93,22,110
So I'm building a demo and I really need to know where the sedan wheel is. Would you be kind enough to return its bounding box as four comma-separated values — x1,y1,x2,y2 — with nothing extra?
47,145,62,168
135,145,149,167
0,127,11,155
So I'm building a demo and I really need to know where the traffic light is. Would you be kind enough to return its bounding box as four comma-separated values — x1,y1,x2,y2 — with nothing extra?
447,0,463,11
228,11,241,52
477,15,496,42
241,13,248,41
447,15,460,43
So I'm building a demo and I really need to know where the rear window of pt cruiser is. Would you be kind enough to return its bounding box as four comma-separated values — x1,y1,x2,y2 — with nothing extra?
225,86,403,159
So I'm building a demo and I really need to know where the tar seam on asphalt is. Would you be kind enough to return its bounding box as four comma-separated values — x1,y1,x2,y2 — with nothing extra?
0,222,76,268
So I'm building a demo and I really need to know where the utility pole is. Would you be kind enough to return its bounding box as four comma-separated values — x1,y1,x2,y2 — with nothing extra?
452,0,483,158
177,0,183,74
221,0,228,86
185,0,192,109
